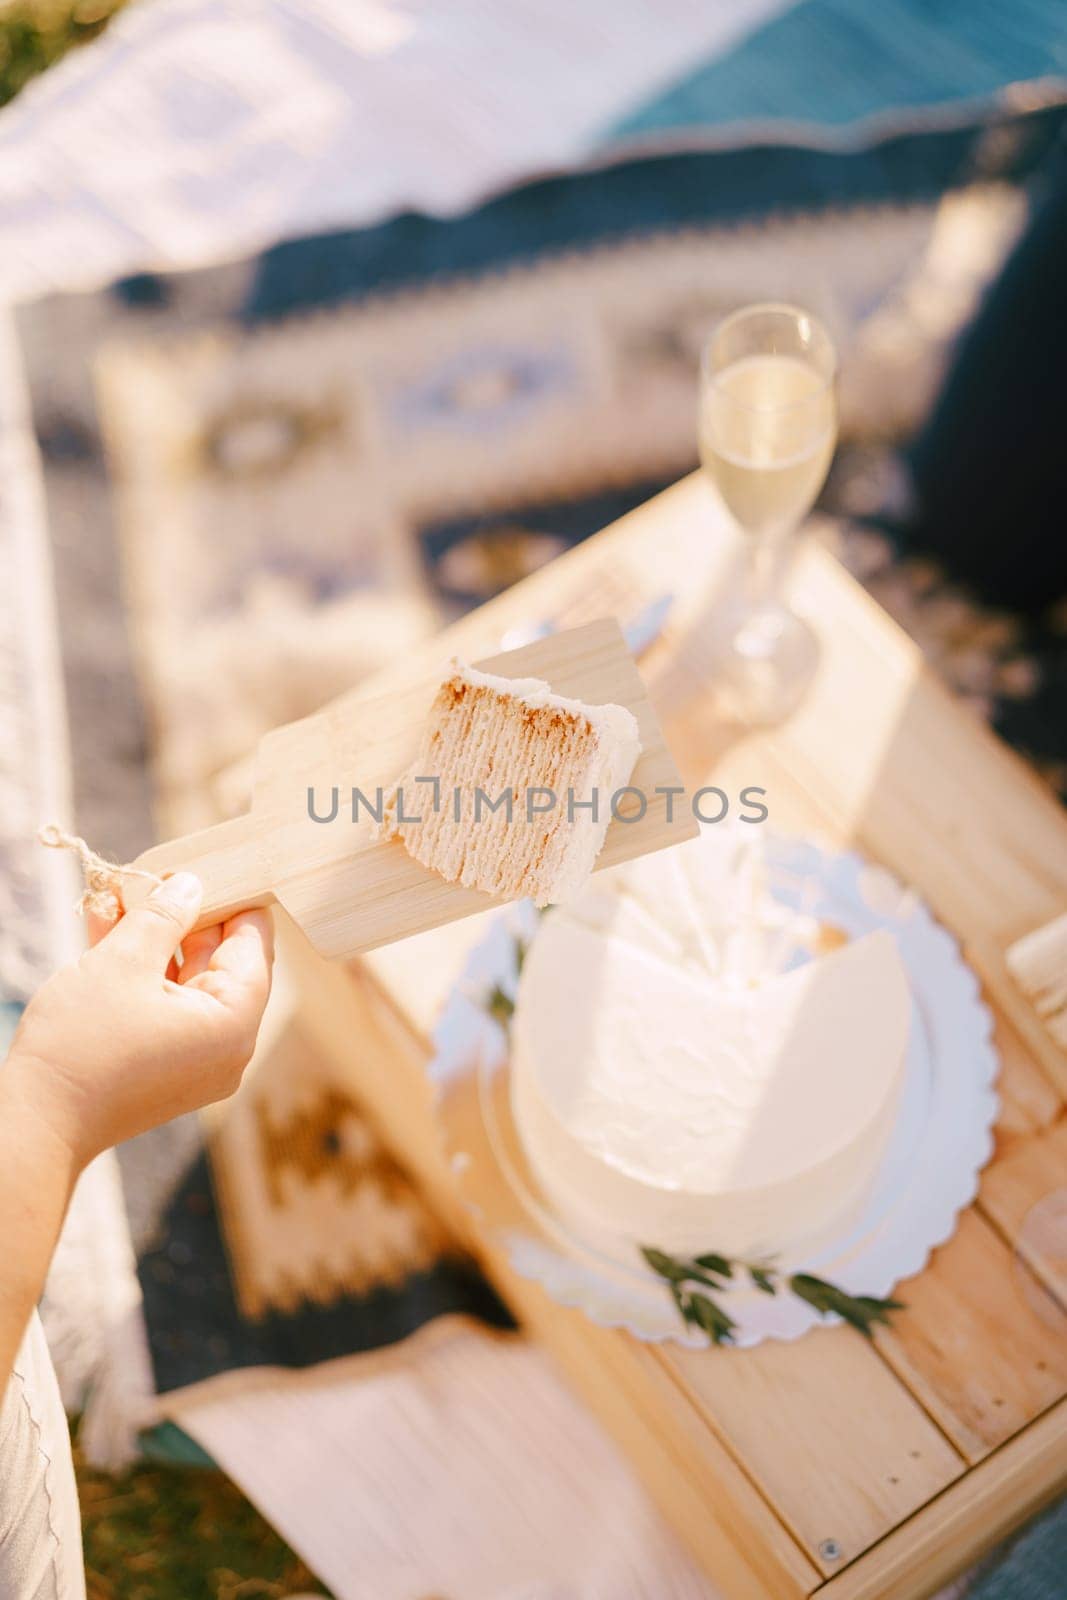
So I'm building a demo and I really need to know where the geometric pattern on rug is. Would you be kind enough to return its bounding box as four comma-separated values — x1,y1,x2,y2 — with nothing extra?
209,1002,452,1323
138,1146,510,1396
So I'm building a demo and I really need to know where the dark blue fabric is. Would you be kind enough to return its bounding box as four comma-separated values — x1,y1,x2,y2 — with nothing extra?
608,0,1067,140
242,102,1067,323
908,150,1067,609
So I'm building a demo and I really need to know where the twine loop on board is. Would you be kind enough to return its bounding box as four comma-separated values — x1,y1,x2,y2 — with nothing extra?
37,824,163,921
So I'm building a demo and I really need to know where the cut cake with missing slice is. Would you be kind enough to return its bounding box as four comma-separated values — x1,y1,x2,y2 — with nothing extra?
381,659,642,907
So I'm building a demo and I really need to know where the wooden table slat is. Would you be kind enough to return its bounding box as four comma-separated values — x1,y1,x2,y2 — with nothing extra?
988,1011,1064,1146
872,1210,1067,1463
814,1398,1067,1600
980,1118,1067,1310
667,1332,964,1575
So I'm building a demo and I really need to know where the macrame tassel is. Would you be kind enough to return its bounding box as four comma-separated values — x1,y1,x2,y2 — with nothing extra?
38,824,163,920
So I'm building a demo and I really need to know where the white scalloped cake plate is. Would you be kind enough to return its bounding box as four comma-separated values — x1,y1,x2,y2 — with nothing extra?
429,836,1000,1347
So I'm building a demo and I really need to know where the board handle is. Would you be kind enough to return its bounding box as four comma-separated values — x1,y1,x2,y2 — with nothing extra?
124,812,276,931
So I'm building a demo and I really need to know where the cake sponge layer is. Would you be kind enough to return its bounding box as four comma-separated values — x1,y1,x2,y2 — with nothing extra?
383,659,641,907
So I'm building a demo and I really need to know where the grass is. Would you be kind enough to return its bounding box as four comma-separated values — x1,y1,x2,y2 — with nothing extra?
75,1426,331,1600
0,0,129,108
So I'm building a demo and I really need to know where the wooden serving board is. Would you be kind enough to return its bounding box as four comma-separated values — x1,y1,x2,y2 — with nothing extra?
212,475,1067,1599
129,618,695,959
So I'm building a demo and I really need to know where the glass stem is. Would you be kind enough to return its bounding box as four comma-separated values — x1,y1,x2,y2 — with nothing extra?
747,530,788,615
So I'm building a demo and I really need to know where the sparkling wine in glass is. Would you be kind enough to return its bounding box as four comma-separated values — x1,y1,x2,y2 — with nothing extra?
699,303,837,724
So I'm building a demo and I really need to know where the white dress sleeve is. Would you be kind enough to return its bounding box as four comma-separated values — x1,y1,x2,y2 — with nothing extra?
0,1311,85,1600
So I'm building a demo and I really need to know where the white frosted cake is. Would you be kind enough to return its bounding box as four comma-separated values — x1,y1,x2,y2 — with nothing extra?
510,834,911,1263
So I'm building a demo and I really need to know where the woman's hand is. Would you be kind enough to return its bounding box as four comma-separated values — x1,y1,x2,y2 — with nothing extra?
0,871,273,1382
5,872,273,1171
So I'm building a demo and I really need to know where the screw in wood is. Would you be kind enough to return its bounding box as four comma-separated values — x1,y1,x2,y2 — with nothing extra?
819,1539,843,1562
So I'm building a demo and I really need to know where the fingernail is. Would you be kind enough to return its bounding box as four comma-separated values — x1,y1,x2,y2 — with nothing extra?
152,871,202,908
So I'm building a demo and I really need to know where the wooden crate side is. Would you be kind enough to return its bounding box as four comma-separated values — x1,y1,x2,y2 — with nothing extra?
813,1398,1067,1600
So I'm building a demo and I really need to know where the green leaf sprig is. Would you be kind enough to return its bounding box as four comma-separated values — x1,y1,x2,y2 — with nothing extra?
484,982,516,1027
482,930,531,1027
641,1247,904,1346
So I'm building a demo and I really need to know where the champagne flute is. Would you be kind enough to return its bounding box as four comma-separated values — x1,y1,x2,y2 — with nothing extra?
699,303,837,724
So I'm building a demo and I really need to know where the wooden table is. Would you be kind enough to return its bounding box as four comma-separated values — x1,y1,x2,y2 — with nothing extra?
275,473,1067,1599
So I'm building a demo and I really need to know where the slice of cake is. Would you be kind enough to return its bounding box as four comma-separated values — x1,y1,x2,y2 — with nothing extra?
382,659,642,907
510,850,911,1262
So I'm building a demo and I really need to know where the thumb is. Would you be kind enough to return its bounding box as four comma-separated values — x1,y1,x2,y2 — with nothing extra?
106,871,204,969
